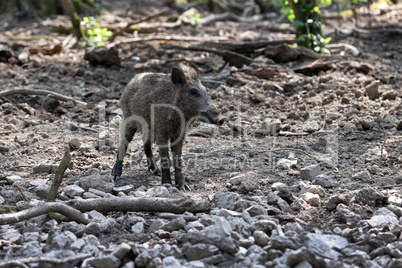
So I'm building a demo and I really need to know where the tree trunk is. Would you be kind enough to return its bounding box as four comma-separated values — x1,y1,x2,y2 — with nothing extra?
60,0,82,40
288,0,322,49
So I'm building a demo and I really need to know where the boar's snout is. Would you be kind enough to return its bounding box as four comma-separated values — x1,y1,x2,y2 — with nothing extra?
200,110,225,126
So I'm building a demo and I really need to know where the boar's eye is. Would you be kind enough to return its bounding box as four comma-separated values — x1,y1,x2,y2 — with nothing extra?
189,88,200,97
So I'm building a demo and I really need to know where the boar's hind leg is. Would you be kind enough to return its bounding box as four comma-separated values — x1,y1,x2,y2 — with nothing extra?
112,124,136,181
171,140,186,191
144,138,161,176
159,146,172,185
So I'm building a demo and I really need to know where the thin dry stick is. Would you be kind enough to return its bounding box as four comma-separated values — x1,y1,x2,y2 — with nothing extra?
0,254,92,268
0,202,89,225
108,35,228,48
379,124,387,167
109,8,168,42
0,88,87,106
47,145,71,202
13,184,27,201
270,148,338,171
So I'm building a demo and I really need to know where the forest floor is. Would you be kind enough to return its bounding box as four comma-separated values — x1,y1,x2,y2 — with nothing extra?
0,0,402,267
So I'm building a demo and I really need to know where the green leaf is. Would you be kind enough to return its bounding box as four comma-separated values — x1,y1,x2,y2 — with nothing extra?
313,6,320,13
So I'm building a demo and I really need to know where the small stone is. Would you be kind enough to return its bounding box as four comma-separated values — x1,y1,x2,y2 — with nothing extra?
162,217,186,232
86,255,121,268
77,222,101,236
87,210,107,222
366,80,380,100
111,242,131,259
77,175,114,193
184,243,219,261
246,205,267,217
382,90,398,100
249,220,277,235
1,228,22,244
308,185,325,198
355,187,384,206
230,175,244,185
300,164,321,181
302,121,321,133
63,185,85,198
253,230,270,247
267,191,279,205
113,185,134,195
33,161,56,174
131,222,144,234
397,120,402,131
368,208,399,230
277,198,291,212
162,256,182,268
302,192,320,206
387,204,402,217
167,186,184,199
325,194,350,211
6,175,23,185
337,205,361,225
88,188,107,197
149,219,169,232
212,188,239,210
313,174,335,188
69,138,81,149
326,112,340,121
276,158,297,169
146,186,170,198
271,182,287,191
238,178,259,193
255,119,281,135
83,192,101,199
352,170,371,181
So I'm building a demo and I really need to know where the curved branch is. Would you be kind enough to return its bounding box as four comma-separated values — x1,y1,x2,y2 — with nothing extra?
0,88,87,106
0,202,89,225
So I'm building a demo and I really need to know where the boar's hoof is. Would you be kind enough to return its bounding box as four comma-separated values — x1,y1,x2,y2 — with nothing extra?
149,167,161,177
177,183,192,191
112,160,123,181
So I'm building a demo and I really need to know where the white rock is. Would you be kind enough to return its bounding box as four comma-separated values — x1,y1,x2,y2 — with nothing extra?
368,208,399,230
302,192,320,206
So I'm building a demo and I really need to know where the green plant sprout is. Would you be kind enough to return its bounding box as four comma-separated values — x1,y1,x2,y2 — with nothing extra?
190,13,202,29
279,0,332,53
79,16,112,48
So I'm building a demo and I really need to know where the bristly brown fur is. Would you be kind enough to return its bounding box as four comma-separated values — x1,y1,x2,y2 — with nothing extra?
112,64,224,190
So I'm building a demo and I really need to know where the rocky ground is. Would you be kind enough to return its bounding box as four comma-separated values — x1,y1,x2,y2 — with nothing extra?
0,0,402,267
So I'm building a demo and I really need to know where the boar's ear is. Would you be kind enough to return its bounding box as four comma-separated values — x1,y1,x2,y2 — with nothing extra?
171,67,186,85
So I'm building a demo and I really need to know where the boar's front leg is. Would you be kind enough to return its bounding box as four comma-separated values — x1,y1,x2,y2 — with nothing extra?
171,139,186,191
112,122,136,181
159,146,172,185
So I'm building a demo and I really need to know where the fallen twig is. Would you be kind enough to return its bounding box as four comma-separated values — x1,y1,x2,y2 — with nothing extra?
108,35,228,48
67,196,210,214
47,145,71,202
0,202,89,225
0,254,92,268
163,45,255,67
109,8,168,42
0,88,87,106
200,39,298,54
